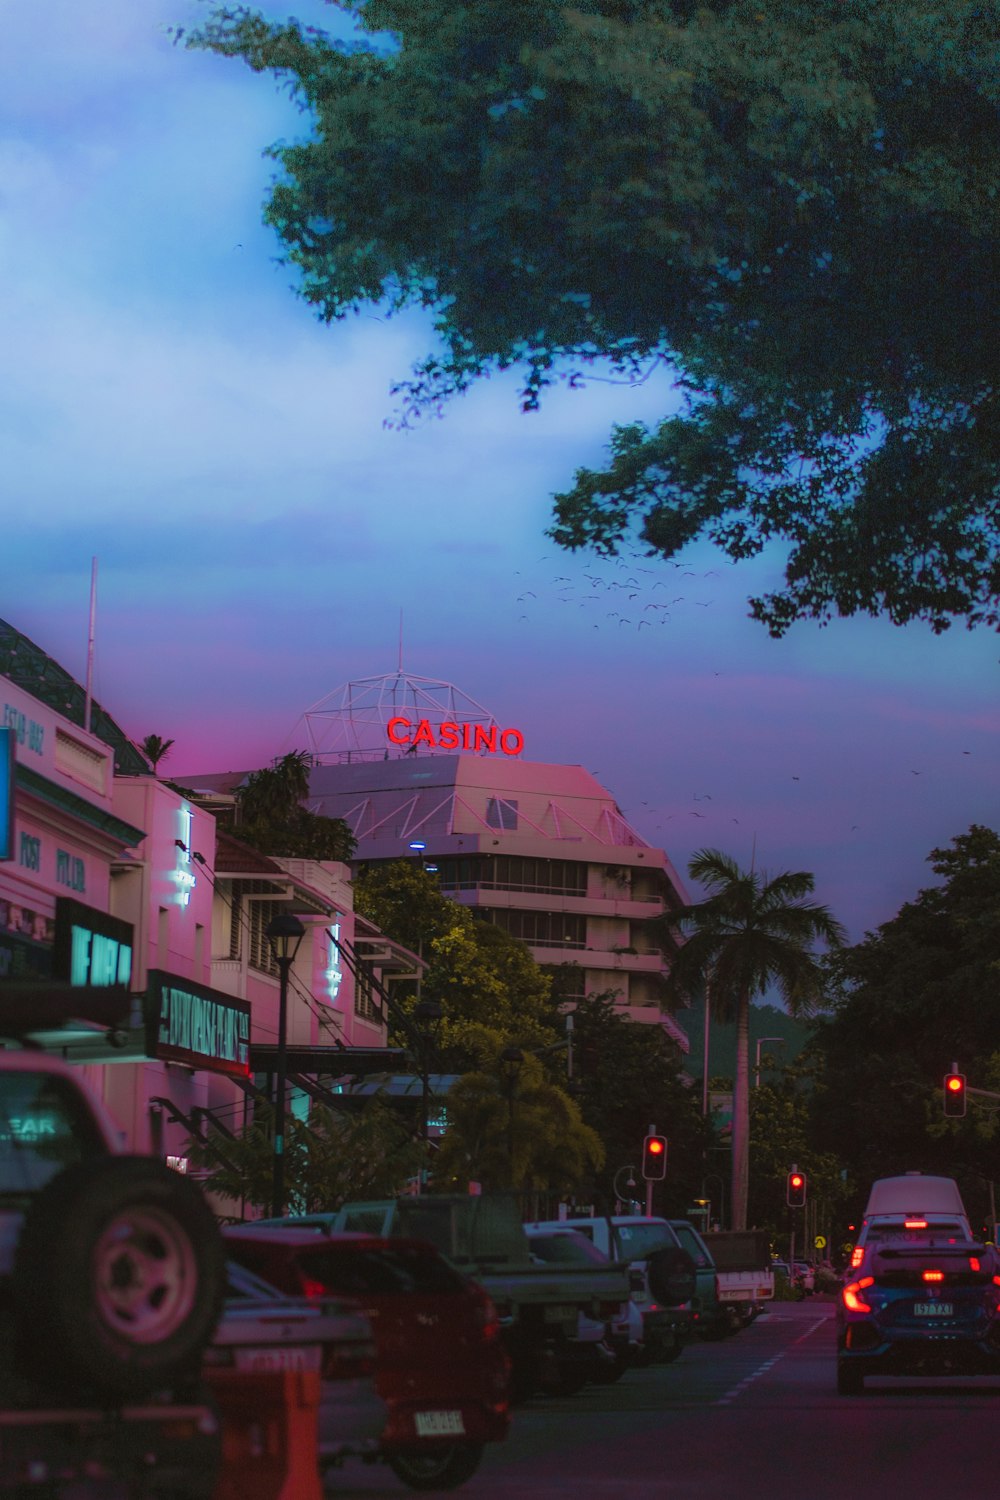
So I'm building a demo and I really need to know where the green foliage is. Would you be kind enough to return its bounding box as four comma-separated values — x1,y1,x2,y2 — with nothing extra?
185,1096,425,1214
354,861,562,1069
748,1077,849,1234
190,1,1000,634
431,1047,604,1193
809,825,1000,1221
232,751,356,860
569,990,713,1214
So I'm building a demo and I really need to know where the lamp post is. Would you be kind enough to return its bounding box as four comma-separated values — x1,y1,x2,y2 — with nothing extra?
754,1036,786,1088
414,998,443,1191
266,911,305,1219
499,1047,524,1189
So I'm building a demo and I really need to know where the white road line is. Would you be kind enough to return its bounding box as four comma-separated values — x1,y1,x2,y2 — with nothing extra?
713,1316,830,1406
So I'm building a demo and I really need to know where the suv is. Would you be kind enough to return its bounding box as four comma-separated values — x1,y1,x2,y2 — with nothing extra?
0,1051,225,1497
847,1174,973,1273
524,1216,697,1363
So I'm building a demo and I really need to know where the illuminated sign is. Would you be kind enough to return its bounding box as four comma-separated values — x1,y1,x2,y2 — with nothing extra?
0,728,11,861
173,805,197,906
387,718,524,756
325,921,344,1004
53,898,133,988
145,970,251,1077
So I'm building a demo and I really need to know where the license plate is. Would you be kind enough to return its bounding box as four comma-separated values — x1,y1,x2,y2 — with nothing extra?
913,1303,953,1317
414,1410,465,1437
233,1345,322,1372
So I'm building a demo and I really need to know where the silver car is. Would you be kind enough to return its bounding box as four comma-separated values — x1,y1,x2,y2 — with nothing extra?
211,1262,388,1467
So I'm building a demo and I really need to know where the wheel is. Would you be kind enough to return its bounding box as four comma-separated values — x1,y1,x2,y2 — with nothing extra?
654,1337,684,1365
388,1443,485,1491
592,1353,629,1384
837,1361,864,1396
646,1247,697,1306
13,1156,225,1399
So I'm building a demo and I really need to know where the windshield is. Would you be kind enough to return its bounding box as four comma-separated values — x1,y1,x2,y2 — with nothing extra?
612,1222,679,1261
0,1071,107,1204
297,1242,467,1296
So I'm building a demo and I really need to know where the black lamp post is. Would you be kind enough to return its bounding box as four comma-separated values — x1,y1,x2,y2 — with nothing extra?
499,1046,524,1189
266,910,305,1219
414,998,443,1191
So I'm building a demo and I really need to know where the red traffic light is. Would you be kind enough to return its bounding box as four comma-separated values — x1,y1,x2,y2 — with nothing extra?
786,1170,807,1207
943,1072,967,1117
641,1133,668,1180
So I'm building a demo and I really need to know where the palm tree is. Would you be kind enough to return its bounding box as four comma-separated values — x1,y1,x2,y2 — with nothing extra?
140,734,175,772
660,849,845,1231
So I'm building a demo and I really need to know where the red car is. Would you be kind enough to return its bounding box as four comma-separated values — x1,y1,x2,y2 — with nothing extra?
223,1226,510,1491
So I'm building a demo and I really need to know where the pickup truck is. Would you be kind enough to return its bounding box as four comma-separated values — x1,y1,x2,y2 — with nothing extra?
525,1214,698,1363
279,1196,631,1399
701,1230,775,1328
0,1048,226,1497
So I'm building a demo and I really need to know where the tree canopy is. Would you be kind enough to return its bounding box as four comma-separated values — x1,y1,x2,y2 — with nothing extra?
808,825,1000,1222
231,751,356,860
191,0,1000,634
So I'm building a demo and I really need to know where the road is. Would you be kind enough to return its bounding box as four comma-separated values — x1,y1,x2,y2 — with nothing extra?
329,1300,1000,1498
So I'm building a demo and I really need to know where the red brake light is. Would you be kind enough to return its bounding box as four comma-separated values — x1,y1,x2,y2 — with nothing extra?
850,1246,864,1269
922,1270,944,1282
904,1219,928,1229
970,1258,981,1272
843,1277,874,1314
299,1276,328,1299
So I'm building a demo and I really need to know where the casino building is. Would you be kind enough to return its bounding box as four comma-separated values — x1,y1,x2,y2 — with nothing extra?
294,673,691,1051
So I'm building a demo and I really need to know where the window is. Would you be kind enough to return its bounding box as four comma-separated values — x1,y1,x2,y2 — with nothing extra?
485,797,518,831
354,964,382,1024
478,908,586,949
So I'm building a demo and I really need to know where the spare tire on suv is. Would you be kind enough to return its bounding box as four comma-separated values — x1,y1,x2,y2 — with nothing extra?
645,1245,698,1307
12,1156,225,1399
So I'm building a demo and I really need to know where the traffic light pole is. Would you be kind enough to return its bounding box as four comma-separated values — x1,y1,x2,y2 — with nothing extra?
646,1121,655,1216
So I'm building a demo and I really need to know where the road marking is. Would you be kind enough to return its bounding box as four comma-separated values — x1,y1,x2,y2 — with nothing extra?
713,1316,830,1406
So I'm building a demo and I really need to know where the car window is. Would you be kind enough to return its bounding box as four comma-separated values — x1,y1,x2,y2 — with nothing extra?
296,1242,468,1296
671,1224,710,1266
0,1071,106,1201
864,1221,966,1248
527,1232,610,1267
613,1223,679,1260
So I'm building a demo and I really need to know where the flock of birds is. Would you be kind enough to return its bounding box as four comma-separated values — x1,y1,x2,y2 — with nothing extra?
513,550,723,631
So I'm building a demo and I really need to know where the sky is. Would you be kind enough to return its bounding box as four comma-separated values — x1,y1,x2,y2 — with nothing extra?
2,0,998,949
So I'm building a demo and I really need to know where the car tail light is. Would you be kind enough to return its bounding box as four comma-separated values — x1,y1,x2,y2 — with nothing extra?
842,1277,874,1314
850,1247,864,1270
468,1284,502,1342
970,1258,981,1272
993,1276,1000,1287
322,1338,377,1380
922,1271,944,1283
299,1276,328,1300
904,1220,928,1229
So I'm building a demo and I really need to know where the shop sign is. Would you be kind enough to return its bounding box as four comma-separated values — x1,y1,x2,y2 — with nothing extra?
145,970,251,1077
53,898,133,988
0,728,11,861
386,717,524,756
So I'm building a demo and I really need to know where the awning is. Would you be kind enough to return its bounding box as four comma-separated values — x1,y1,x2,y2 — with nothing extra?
249,1043,409,1080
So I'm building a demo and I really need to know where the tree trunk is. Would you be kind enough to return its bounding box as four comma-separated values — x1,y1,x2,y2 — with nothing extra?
731,986,750,1231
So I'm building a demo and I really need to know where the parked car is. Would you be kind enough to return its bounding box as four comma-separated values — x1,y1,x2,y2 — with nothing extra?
209,1261,387,1468
668,1219,728,1340
793,1261,816,1294
224,1225,510,1491
525,1215,697,1364
836,1229,1000,1394
525,1227,637,1388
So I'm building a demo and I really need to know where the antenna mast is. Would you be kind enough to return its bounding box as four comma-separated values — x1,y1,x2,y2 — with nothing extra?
84,557,98,734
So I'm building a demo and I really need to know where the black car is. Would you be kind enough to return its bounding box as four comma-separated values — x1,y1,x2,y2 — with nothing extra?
836,1230,1000,1394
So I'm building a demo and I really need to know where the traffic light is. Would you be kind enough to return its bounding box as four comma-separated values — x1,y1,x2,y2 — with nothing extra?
943,1071,967,1117
642,1133,668,1180
786,1170,807,1208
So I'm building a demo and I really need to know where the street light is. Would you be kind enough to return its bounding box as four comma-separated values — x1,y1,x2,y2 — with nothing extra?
754,1036,786,1088
414,998,443,1191
266,910,305,1219
499,1046,524,1189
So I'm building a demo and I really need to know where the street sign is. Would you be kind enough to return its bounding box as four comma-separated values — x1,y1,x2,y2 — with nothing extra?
814,1235,827,1250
